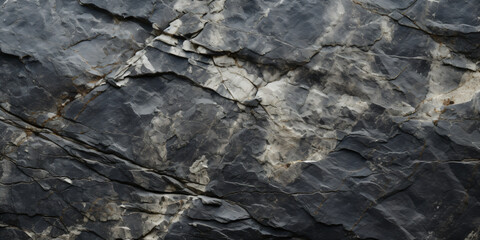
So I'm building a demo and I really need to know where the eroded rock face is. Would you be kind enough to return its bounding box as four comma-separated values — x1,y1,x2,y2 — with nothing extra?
1,0,479,239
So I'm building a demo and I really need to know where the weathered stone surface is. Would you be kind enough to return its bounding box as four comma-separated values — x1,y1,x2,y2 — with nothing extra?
1,0,479,239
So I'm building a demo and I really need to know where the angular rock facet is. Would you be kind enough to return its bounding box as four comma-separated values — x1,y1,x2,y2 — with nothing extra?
1,0,479,239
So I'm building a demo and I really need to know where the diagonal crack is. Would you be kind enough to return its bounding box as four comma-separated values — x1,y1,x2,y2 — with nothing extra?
0,105,202,194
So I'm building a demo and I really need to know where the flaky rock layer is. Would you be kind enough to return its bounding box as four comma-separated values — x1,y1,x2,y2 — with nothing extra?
1,0,479,239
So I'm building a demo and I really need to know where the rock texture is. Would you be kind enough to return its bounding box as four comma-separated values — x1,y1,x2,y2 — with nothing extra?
1,0,480,239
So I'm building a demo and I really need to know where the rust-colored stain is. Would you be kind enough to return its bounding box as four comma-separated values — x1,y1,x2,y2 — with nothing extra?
443,98,455,106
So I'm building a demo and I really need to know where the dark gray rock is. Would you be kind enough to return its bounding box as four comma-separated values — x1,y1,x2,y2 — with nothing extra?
1,0,480,239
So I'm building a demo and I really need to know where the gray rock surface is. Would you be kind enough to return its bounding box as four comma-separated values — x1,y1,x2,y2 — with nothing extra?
1,0,480,239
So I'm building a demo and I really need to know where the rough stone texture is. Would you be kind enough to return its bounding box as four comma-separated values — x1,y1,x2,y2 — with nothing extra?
1,0,480,239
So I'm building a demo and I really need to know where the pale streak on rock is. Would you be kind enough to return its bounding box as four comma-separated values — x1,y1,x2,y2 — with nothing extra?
2,0,480,239
189,155,210,189
155,34,179,46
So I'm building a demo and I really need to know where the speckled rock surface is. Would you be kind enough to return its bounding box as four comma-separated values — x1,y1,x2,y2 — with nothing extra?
1,0,480,239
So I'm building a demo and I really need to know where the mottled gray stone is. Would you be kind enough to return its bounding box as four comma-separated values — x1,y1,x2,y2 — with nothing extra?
1,0,480,239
